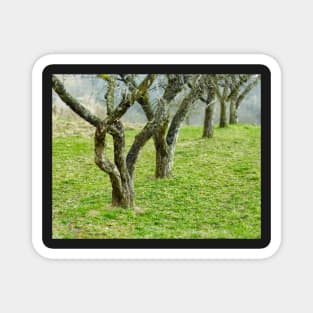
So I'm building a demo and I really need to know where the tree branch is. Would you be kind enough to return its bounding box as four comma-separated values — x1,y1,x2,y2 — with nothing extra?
108,74,156,123
166,75,202,146
211,75,222,100
94,126,121,177
235,76,260,109
98,74,115,114
137,94,154,121
52,75,102,127
126,97,167,178
126,120,157,178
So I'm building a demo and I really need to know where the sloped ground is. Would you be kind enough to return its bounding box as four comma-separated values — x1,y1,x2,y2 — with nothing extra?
52,120,261,239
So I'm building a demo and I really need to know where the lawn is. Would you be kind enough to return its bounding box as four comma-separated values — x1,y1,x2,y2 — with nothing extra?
52,118,261,239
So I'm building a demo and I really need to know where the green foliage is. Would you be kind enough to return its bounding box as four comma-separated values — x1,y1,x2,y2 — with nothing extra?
53,123,261,239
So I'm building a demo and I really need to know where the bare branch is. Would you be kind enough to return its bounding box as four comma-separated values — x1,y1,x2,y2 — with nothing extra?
137,94,154,121
98,74,115,114
211,75,222,100
52,75,101,127
235,76,260,109
94,127,121,176
166,75,202,146
108,74,156,123
126,98,168,178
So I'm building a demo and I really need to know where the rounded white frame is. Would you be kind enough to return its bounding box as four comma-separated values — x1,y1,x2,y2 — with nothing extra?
32,54,281,259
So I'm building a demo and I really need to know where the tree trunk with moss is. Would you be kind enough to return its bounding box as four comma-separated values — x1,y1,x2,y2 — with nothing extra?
137,75,202,178
52,74,156,208
154,126,177,179
153,119,169,178
94,122,134,208
94,123,135,208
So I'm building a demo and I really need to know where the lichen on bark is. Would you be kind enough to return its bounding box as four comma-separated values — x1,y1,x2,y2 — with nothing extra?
52,74,156,208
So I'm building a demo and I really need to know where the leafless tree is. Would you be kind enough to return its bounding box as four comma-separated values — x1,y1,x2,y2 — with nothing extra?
228,75,260,124
211,75,230,128
52,74,160,208
122,74,203,178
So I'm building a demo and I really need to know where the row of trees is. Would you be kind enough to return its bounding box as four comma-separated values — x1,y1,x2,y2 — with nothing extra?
52,73,259,208
201,74,260,137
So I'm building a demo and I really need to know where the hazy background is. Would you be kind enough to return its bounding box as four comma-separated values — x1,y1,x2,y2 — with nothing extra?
53,74,261,125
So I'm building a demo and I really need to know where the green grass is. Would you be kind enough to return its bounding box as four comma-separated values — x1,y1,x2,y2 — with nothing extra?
52,119,261,239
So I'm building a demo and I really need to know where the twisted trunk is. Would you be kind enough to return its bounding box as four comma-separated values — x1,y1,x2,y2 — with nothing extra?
110,174,134,208
137,78,183,179
139,99,172,178
138,75,201,179
154,123,171,178
155,89,197,178
53,75,157,209
94,123,134,208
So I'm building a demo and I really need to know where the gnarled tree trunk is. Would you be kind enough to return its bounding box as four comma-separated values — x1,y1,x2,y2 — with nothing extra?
94,122,134,208
154,121,170,178
53,74,156,209
137,74,202,179
155,82,200,178
154,131,176,178
137,75,186,179
111,178,134,208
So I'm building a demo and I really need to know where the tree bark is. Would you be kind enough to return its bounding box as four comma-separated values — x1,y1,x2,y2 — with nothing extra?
156,80,200,178
52,75,101,126
154,121,170,178
138,97,173,178
229,100,238,124
155,146,174,178
219,100,227,128
137,75,201,179
202,102,215,138
110,174,134,208
53,74,157,209
211,75,229,129
94,123,134,208
137,76,186,179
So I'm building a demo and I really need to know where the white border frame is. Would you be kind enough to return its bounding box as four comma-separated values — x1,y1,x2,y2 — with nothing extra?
32,54,281,259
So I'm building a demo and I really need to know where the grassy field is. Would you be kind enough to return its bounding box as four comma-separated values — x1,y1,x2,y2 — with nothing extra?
52,118,261,239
